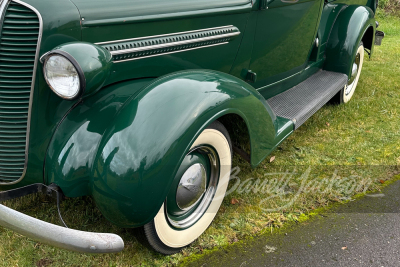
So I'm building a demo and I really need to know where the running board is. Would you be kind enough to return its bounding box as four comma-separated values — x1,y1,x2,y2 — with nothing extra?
267,70,348,130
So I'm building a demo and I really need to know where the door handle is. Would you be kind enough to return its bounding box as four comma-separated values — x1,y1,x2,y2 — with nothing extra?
260,0,298,9
260,0,275,9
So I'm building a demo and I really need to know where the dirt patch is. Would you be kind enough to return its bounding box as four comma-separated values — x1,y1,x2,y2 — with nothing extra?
36,258,54,267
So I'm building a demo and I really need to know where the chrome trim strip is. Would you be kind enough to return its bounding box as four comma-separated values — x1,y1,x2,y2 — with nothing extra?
110,32,240,56
84,3,252,27
39,51,51,64
114,42,229,63
0,0,43,185
97,25,240,63
95,25,236,45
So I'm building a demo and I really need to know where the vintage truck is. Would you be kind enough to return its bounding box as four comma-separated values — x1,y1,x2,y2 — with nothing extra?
0,0,384,255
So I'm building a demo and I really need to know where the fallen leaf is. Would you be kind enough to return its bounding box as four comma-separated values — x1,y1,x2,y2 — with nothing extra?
270,156,276,163
380,180,385,184
231,198,239,205
326,122,330,127
341,246,348,250
264,245,277,253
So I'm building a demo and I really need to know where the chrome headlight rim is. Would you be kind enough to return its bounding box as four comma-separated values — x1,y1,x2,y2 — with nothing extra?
42,50,86,100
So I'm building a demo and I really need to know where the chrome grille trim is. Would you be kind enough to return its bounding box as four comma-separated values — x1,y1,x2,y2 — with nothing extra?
0,1,8,22
0,0,43,185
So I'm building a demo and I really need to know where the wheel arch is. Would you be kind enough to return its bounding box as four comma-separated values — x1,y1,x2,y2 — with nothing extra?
45,70,278,227
324,5,376,78
217,113,251,161
362,25,375,52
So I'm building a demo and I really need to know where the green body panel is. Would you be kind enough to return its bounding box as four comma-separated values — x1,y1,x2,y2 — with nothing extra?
45,78,154,198
314,3,348,62
253,0,327,99
334,0,376,12
0,0,252,191
314,1,375,65
366,0,379,12
251,0,323,99
229,10,259,79
71,0,252,25
0,0,376,227
45,70,289,227
324,5,375,77
81,13,251,85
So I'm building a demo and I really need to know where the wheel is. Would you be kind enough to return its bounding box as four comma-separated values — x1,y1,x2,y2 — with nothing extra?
331,42,365,104
142,121,232,255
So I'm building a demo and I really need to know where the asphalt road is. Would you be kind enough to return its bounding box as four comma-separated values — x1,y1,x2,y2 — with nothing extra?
184,180,400,267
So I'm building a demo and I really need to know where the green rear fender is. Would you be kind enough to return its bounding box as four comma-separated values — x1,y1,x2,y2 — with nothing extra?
324,5,375,77
46,70,278,227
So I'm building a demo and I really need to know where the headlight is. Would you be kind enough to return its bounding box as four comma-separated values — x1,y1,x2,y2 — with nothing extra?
44,53,85,100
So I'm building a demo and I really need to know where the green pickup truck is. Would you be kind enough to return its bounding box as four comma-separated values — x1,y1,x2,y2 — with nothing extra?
0,0,384,255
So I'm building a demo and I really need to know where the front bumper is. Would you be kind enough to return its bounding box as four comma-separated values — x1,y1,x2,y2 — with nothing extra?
0,184,124,254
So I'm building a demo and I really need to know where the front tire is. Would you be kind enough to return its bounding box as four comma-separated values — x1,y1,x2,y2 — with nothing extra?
142,121,232,255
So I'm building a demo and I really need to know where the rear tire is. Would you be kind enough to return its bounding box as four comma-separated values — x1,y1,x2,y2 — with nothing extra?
142,121,232,255
331,42,365,104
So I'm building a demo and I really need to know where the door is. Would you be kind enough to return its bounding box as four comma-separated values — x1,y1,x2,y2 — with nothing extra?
249,0,323,97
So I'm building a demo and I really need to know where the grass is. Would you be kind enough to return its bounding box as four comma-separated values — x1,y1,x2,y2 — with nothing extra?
379,0,400,15
1,12,400,267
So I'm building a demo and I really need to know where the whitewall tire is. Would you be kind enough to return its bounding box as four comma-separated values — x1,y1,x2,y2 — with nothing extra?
142,121,232,255
342,43,365,103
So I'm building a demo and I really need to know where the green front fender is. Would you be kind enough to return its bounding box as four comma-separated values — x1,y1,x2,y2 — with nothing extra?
324,5,375,77
46,70,279,227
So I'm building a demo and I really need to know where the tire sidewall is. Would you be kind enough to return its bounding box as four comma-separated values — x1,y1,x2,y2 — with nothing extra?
343,43,365,103
152,127,232,248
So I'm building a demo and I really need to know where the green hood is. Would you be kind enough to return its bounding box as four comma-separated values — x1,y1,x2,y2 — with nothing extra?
69,0,250,24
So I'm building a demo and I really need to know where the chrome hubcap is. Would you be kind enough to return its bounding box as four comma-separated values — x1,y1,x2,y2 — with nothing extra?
176,163,207,211
167,146,220,229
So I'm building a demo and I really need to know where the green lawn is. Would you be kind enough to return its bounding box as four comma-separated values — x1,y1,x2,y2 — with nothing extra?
0,12,399,267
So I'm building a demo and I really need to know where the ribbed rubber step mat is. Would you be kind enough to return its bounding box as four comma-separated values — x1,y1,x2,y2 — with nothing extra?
267,70,348,129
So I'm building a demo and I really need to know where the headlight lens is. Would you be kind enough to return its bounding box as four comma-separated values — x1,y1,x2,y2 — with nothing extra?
44,55,81,99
